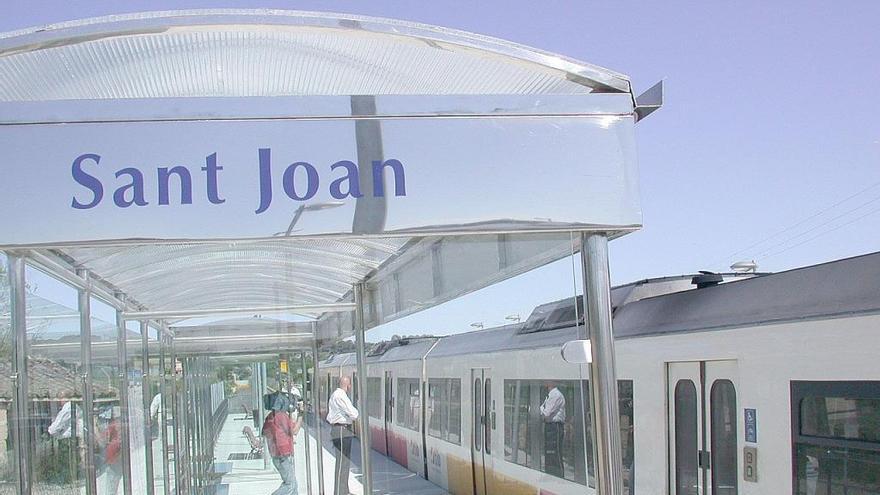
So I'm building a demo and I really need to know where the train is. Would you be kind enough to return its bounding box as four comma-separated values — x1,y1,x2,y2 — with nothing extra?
317,251,880,495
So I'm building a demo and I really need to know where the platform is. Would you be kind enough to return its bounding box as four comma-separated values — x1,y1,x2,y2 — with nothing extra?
212,413,448,495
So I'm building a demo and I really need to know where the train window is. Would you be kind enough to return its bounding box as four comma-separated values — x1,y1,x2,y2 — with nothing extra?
427,378,462,444
710,380,737,495
800,396,880,443
474,379,482,452
503,379,634,492
674,380,699,495
367,377,382,419
395,378,421,431
792,381,880,495
485,378,492,454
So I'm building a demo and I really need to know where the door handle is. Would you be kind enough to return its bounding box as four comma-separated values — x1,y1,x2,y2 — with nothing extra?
699,450,711,469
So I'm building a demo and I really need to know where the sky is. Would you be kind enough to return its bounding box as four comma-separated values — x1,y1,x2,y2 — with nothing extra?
3,1,879,341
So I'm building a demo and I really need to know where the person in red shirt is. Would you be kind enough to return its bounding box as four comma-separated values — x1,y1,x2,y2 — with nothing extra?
262,399,303,495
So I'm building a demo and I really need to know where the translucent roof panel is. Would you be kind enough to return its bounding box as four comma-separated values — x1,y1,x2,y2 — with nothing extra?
0,9,631,101
54,237,408,320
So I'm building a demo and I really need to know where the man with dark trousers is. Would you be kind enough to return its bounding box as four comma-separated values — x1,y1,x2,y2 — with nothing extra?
327,376,359,495
540,381,566,478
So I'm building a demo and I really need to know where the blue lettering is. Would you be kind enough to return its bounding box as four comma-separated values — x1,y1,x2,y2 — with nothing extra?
157,166,193,205
71,153,103,209
329,160,363,199
255,148,273,214
113,167,148,208
282,161,319,201
372,159,406,197
201,153,225,204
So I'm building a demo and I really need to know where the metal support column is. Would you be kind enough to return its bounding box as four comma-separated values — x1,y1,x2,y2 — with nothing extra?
580,233,624,495
141,321,156,495
169,330,183,495
353,283,372,495
159,327,172,495
78,269,99,495
115,294,134,495
311,322,326,495
7,255,30,495
298,352,314,495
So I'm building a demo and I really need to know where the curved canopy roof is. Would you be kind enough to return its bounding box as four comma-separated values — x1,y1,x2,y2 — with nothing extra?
1,12,638,344
0,9,631,101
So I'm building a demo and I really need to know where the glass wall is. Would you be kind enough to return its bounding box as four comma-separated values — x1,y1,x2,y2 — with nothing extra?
0,253,11,495
26,267,85,493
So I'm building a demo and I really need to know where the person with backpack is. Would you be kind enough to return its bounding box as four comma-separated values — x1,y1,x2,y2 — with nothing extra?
261,394,303,495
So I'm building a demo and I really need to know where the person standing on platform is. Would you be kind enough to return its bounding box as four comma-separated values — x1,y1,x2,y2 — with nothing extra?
327,376,359,495
540,381,566,478
262,394,303,495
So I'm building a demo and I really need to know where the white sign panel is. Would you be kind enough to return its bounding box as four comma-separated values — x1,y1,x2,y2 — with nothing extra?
0,113,640,246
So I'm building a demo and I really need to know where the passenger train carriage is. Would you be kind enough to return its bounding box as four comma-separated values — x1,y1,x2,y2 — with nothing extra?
318,252,880,495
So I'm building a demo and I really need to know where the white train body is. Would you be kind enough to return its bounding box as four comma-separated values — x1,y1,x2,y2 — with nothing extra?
318,252,880,495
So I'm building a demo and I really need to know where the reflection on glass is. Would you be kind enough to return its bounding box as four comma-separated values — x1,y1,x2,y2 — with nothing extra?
90,296,122,495
26,267,84,493
710,380,737,495
801,396,880,442
396,378,420,431
0,253,15,494
796,444,880,494
674,380,699,495
427,379,461,444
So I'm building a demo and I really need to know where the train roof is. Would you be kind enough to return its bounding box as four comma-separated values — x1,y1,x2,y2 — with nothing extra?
428,323,579,358
325,251,880,361
374,338,440,362
613,250,880,338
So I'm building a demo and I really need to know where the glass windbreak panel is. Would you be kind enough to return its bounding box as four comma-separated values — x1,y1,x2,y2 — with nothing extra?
90,296,123,495
25,266,84,493
125,320,149,494
367,377,382,419
710,379,738,495
0,253,11,494
800,396,880,443
148,330,164,495
395,378,420,431
674,380,699,495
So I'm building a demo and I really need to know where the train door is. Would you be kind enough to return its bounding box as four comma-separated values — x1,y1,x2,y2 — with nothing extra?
668,360,740,495
384,370,393,458
471,368,493,495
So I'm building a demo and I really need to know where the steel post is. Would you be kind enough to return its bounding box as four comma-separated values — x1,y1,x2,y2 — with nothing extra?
580,233,624,495
141,321,156,495
78,268,99,495
169,330,183,495
116,295,134,495
353,283,373,495
311,322,326,495
159,327,172,495
298,352,314,495
7,255,30,495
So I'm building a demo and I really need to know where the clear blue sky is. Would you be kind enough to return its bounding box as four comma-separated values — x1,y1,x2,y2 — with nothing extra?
4,1,879,340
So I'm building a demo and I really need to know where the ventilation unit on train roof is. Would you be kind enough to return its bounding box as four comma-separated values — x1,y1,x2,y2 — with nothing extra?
517,295,584,334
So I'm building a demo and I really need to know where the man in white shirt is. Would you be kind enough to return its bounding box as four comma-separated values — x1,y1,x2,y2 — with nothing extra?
540,382,566,478
327,376,359,495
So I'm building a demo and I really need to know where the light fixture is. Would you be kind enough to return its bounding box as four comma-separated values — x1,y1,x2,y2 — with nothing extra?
730,260,758,273
470,322,484,329
276,201,347,236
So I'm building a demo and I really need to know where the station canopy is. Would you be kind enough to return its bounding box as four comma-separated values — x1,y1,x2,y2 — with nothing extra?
0,10,649,346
